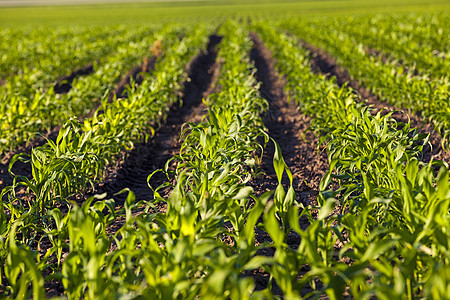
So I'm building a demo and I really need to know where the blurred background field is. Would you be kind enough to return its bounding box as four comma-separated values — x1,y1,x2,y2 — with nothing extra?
1,0,449,26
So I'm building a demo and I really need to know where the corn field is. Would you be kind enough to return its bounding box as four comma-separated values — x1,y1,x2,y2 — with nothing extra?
0,11,449,299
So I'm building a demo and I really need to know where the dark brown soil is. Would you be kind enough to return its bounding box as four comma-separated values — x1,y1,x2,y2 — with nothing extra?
299,39,450,165
249,32,330,296
89,34,222,206
53,62,95,93
107,46,161,103
0,126,61,190
250,33,329,210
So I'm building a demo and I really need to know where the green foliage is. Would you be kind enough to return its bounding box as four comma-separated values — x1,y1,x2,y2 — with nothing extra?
0,25,211,298
0,25,163,153
281,14,450,146
253,20,450,299
331,13,449,79
0,14,449,299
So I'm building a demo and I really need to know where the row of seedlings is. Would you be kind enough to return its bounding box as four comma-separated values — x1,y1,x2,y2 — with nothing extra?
0,25,210,299
252,21,450,299
0,25,170,153
331,14,449,79
280,18,450,146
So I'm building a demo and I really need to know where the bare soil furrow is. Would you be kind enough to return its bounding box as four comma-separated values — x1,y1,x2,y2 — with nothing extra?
91,34,222,206
249,33,329,295
250,33,328,223
299,39,450,164
53,62,95,93
108,42,161,102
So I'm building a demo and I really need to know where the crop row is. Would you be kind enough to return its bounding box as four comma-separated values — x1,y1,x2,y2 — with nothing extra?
280,18,450,146
0,25,209,298
253,21,450,299
321,13,449,78
0,26,177,154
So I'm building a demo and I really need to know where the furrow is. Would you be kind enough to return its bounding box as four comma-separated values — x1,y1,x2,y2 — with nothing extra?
53,62,95,94
248,32,327,296
249,33,328,214
299,39,450,165
91,34,222,207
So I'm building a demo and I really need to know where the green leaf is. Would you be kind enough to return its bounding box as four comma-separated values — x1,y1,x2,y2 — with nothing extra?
317,198,338,221
234,186,254,200
264,203,284,245
243,256,276,270
361,239,397,262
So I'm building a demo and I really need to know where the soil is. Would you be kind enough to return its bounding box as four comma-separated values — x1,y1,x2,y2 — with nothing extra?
250,33,329,215
248,32,330,296
107,53,160,103
0,126,61,191
41,34,222,297
53,62,94,94
299,39,450,165
86,34,222,206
